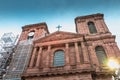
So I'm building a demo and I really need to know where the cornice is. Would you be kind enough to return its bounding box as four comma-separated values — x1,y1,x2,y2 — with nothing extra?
22,22,46,29
22,22,50,33
75,13,103,21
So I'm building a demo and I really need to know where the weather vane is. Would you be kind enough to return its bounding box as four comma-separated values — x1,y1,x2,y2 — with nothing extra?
56,25,62,31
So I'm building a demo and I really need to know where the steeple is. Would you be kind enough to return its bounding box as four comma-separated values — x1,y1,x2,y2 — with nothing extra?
75,13,110,35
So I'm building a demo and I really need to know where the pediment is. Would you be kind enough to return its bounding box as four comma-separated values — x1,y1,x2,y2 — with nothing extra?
34,31,83,43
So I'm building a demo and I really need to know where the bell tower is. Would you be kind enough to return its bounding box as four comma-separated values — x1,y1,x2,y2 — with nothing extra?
19,22,49,42
75,13,110,35
75,13,120,80
4,22,49,80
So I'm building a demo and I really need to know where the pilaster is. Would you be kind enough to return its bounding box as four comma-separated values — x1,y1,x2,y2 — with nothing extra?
29,47,37,68
81,42,89,63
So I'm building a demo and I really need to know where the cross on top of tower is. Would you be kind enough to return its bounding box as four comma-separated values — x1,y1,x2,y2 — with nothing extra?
56,25,62,31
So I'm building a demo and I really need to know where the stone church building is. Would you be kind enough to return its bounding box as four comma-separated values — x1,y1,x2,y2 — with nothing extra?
4,13,120,80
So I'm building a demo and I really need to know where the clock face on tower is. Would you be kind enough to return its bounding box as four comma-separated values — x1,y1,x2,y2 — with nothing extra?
28,32,35,36
27,32,35,40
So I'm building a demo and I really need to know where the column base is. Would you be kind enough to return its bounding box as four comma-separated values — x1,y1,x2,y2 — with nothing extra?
64,65,71,70
26,68,39,73
43,67,50,72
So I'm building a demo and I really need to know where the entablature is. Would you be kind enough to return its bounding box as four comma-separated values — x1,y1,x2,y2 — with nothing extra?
35,38,83,47
84,33,115,41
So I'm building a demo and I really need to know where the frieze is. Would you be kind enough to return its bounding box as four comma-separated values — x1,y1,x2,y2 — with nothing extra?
34,31,83,43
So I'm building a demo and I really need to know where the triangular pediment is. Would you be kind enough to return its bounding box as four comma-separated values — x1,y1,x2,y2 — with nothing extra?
34,31,83,43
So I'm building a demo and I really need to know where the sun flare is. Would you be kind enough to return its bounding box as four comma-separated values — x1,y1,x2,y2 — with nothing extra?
107,59,119,69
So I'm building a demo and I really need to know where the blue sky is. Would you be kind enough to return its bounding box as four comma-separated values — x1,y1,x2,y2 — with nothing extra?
0,0,120,47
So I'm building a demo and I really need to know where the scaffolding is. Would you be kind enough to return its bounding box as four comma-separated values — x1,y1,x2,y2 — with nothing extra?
0,32,18,79
3,40,33,80
2,30,47,80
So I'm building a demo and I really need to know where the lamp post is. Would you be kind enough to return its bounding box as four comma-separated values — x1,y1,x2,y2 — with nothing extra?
107,58,120,80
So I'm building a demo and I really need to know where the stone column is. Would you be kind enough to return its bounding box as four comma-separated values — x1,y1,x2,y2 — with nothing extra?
46,45,51,67
29,47,37,68
88,45,101,71
88,45,98,65
64,43,70,70
81,42,89,63
35,47,42,68
74,42,80,64
43,45,51,72
65,43,70,65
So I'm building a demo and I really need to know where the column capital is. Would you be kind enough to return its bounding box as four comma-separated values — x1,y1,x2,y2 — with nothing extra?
65,43,69,48
74,42,78,45
48,45,51,49
39,46,42,50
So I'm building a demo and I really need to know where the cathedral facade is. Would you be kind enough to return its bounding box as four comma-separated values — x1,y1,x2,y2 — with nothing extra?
11,13,120,80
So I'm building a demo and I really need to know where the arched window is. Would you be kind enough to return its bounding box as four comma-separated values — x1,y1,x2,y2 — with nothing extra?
88,22,97,34
53,50,65,66
27,31,35,40
95,46,107,65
